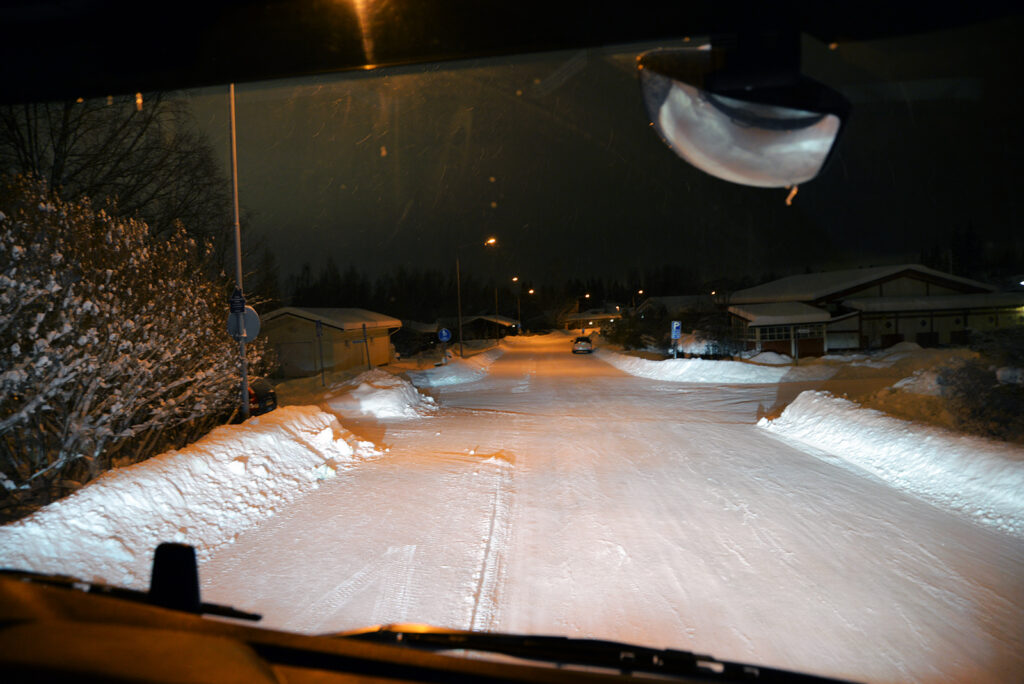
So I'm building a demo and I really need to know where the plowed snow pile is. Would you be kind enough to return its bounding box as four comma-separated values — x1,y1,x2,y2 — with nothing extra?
0,406,380,588
759,391,1024,539
407,347,504,386
323,369,437,419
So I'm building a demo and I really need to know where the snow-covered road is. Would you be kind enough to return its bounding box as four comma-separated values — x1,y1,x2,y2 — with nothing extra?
199,335,1023,684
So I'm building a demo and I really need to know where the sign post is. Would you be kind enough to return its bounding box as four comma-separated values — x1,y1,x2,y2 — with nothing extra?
438,328,452,365
670,320,682,359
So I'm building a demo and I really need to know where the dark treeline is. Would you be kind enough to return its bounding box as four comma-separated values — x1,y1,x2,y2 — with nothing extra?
279,260,774,326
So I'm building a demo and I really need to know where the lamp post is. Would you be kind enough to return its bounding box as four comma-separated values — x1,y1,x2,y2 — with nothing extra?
512,276,522,334
456,237,497,358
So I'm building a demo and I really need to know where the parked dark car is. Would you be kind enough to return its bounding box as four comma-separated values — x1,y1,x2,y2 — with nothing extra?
248,377,278,416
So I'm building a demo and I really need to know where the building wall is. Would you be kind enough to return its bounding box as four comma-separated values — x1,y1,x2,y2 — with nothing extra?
859,306,1024,348
265,316,394,377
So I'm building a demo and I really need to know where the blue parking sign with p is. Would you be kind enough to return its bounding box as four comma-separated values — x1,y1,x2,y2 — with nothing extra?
671,320,682,339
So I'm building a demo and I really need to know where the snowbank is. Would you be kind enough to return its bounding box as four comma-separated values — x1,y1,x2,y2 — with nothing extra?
760,391,1024,539
323,369,437,419
407,347,505,387
0,406,380,588
745,351,793,365
595,347,835,384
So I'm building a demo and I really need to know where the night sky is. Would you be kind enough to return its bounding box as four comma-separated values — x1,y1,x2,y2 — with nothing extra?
184,13,1023,289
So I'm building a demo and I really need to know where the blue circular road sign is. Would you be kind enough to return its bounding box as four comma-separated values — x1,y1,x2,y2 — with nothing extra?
438,328,452,342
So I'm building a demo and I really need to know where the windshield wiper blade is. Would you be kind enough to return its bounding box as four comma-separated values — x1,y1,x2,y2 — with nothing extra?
0,568,262,622
340,626,859,683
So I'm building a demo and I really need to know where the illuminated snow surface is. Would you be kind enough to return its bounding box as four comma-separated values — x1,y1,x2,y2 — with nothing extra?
2,334,1022,683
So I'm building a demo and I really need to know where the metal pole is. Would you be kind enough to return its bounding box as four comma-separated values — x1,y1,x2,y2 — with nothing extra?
494,286,499,345
363,323,371,369
229,83,249,419
456,255,464,358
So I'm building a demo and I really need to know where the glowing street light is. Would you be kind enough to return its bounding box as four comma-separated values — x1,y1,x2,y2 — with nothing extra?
633,289,645,311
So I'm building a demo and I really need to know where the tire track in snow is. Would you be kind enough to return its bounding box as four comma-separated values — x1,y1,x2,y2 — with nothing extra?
287,544,418,633
469,454,515,632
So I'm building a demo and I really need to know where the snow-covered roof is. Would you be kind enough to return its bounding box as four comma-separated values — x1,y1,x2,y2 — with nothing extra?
730,265,994,304
639,295,716,312
844,292,1024,313
264,307,402,331
728,302,831,326
563,310,622,322
472,314,520,327
403,320,439,334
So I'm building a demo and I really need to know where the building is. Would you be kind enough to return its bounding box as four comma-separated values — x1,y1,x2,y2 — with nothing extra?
637,295,717,317
562,309,622,332
263,307,402,377
728,265,1024,357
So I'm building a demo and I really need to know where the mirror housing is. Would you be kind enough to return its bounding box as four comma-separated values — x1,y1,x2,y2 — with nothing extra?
638,32,849,188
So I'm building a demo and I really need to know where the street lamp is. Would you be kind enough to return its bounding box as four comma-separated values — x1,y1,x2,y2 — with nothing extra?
633,288,644,311
511,276,522,334
456,237,497,358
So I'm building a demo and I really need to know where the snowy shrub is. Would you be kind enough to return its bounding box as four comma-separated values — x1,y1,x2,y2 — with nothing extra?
0,174,270,518
937,331,1024,443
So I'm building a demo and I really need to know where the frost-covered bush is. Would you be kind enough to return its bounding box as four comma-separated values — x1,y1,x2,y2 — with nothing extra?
937,329,1024,443
1,174,268,516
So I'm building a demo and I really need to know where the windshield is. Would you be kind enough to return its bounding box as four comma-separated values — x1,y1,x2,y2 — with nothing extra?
1,9,1022,684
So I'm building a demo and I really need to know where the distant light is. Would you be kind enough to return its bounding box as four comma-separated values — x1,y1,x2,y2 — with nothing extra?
485,237,497,246
638,289,644,295
135,92,143,111
616,306,620,311
528,289,535,294
512,276,519,282
1020,280,1024,286
589,321,594,325
585,293,591,298
711,290,716,295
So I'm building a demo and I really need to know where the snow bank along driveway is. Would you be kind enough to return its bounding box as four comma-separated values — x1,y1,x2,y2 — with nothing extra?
2,334,1021,684
0,406,380,586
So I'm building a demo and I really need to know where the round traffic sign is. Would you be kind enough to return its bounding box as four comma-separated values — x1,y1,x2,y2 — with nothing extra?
227,306,261,340
438,327,452,342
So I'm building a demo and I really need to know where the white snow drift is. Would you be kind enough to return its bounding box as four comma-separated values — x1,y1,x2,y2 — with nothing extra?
323,369,437,419
759,391,1024,539
0,405,380,588
406,347,504,387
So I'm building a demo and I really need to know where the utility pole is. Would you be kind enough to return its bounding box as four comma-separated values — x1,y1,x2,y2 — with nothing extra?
229,83,249,420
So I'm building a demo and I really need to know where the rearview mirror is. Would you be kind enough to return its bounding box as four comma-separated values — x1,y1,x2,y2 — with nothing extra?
638,37,849,188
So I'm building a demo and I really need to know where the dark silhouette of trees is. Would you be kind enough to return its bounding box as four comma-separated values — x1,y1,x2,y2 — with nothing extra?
0,93,233,261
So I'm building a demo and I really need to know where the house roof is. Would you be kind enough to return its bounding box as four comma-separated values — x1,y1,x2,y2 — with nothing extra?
263,307,402,331
728,302,832,326
639,295,716,312
844,292,1024,313
563,310,622,323
473,314,520,327
730,265,994,304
